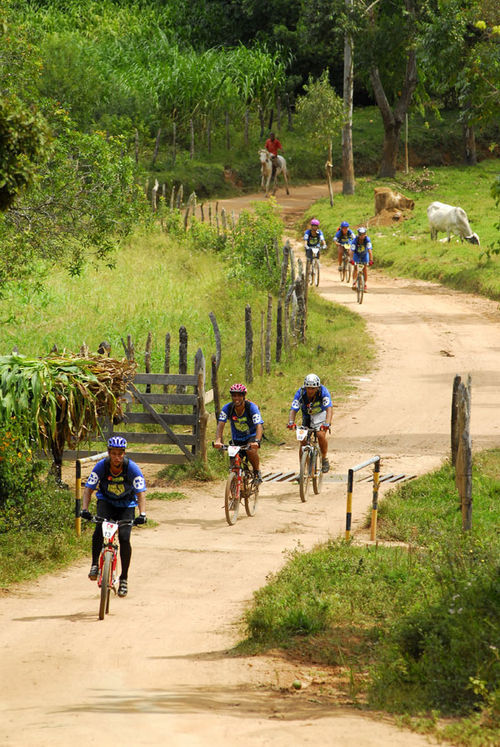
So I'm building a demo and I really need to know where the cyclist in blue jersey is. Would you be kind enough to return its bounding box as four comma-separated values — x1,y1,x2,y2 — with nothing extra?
214,383,264,483
334,220,356,272
303,218,327,261
80,436,147,598
287,373,333,473
350,226,373,291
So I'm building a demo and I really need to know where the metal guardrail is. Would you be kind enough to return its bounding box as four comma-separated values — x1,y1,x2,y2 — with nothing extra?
346,456,381,541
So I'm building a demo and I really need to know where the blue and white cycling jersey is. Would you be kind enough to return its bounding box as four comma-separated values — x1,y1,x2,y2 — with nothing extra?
291,385,332,423
352,235,372,262
218,400,264,443
85,458,146,508
303,228,326,248
334,228,356,245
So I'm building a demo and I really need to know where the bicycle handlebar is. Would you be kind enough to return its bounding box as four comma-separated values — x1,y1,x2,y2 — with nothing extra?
82,515,138,526
212,442,251,451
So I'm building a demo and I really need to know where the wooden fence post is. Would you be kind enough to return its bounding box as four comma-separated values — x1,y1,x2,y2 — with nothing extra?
451,374,461,466
265,295,272,374
209,311,221,370
152,127,162,166
295,262,306,344
194,349,208,463
211,354,220,420
276,298,283,363
245,304,253,383
178,326,188,393
145,332,152,393
454,376,472,530
163,332,170,412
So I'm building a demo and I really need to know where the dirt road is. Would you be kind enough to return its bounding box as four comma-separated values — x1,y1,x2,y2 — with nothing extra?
1,185,499,746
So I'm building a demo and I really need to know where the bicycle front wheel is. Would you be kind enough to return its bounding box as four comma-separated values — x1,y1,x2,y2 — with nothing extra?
346,261,352,283
313,260,320,286
357,272,364,304
299,449,311,502
99,552,112,620
312,449,323,494
243,473,259,517
225,472,240,525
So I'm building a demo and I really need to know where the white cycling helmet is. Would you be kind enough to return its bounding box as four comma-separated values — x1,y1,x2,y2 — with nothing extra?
304,373,321,387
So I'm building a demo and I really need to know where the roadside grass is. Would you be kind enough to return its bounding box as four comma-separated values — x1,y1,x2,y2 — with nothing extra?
306,159,500,301
240,450,500,744
147,490,188,501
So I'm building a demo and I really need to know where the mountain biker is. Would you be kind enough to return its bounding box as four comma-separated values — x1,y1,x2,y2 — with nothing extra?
80,436,147,598
334,220,356,272
265,132,283,178
214,383,264,483
350,227,373,291
287,373,333,473
303,218,327,261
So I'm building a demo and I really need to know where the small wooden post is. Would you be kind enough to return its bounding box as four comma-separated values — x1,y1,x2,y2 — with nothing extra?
260,310,265,376
370,458,381,541
178,326,188,393
276,298,283,363
211,354,220,420
145,332,152,393
245,304,253,383
451,374,461,466
209,311,221,370
152,127,162,166
163,332,170,412
265,295,272,374
194,349,208,463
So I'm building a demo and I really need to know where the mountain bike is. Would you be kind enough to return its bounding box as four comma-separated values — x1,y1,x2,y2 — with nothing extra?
308,246,321,287
354,261,368,304
338,244,352,283
217,443,259,525
82,515,138,620
296,426,323,502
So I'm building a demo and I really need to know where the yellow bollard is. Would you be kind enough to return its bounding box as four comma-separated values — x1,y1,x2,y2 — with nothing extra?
75,460,82,537
345,468,354,540
370,458,381,541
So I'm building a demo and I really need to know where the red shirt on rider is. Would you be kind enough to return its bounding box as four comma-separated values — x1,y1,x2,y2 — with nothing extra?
265,133,282,157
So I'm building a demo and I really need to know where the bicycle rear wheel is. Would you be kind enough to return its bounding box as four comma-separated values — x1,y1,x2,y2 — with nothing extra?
224,472,240,525
312,449,323,494
299,449,311,502
357,272,364,304
99,552,112,620
243,472,259,516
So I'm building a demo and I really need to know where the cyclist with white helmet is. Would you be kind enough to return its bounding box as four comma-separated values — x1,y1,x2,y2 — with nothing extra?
350,226,373,291
214,383,264,483
334,220,356,272
303,218,327,261
287,374,333,473
80,436,147,597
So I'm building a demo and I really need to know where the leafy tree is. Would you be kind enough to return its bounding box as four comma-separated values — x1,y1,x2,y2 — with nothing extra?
419,0,500,165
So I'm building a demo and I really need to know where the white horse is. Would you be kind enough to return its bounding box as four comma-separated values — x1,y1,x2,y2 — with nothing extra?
258,149,290,196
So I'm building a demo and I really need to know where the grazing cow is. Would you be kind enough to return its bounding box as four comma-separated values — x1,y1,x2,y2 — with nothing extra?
427,201,480,244
374,187,415,214
259,149,290,196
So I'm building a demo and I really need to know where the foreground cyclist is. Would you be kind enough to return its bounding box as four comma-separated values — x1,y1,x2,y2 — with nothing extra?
350,226,373,291
287,373,333,473
80,436,147,598
214,383,264,483
334,220,356,272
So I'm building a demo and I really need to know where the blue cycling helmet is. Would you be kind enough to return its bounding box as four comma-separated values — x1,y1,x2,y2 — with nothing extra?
108,436,127,449
340,221,349,228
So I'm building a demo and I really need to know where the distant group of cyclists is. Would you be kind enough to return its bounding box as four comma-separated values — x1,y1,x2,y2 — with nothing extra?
304,218,374,290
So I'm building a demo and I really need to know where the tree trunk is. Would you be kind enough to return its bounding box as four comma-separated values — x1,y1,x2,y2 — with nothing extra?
369,6,417,179
463,121,477,165
342,1,355,195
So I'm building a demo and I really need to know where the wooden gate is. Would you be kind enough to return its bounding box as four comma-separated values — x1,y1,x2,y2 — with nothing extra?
65,349,211,465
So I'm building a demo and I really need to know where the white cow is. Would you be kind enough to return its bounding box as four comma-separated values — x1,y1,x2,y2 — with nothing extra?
258,149,290,196
427,201,480,244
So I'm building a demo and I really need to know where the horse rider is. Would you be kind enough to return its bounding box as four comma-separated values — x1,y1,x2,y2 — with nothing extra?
265,132,283,179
